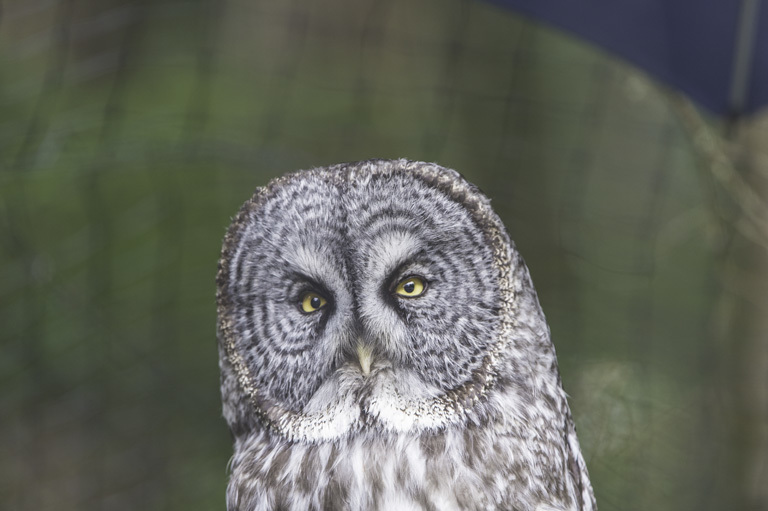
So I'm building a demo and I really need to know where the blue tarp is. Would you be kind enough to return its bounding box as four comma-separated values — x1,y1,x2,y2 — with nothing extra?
487,0,768,116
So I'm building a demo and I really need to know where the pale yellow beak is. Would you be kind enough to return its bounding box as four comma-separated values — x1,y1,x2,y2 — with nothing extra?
356,343,373,377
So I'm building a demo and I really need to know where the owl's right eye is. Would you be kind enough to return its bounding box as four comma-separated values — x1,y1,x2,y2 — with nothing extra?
299,291,328,314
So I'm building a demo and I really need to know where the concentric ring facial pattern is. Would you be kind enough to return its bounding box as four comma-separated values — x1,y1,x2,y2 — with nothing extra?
217,160,515,437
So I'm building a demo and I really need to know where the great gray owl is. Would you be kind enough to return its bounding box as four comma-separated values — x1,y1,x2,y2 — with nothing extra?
217,159,596,511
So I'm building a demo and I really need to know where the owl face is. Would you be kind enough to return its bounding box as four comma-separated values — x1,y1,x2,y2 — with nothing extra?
218,160,517,441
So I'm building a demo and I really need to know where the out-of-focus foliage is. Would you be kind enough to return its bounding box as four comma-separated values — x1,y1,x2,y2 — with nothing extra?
1,0,766,510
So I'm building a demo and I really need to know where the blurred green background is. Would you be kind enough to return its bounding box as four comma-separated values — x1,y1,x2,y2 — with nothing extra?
2,0,767,510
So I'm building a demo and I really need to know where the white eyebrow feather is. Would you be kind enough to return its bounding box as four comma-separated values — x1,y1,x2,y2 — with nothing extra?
287,243,340,284
367,231,423,277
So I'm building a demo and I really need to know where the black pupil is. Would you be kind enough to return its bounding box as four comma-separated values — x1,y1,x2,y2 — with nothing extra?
310,296,322,309
403,281,415,293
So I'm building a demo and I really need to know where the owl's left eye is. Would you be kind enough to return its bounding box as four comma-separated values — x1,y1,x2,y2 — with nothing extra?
299,292,328,313
394,276,426,298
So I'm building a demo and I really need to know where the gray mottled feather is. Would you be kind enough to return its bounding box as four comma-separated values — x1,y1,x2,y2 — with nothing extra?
217,159,596,510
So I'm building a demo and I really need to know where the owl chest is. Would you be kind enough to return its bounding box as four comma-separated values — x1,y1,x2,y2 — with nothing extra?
229,430,563,511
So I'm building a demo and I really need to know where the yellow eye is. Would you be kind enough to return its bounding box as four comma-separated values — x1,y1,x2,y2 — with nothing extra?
394,276,426,298
300,292,328,313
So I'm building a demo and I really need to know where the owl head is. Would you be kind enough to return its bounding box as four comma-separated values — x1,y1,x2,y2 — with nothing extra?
217,159,555,442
